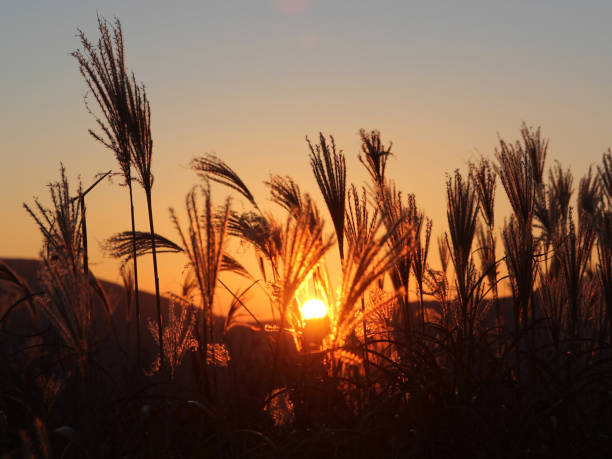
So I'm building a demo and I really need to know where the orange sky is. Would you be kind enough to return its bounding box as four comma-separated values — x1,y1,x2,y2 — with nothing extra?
2,1,612,316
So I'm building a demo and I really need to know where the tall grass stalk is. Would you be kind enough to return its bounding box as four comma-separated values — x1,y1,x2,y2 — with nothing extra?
377,183,416,333
358,129,393,188
496,126,545,376
599,149,612,207
307,133,346,264
596,212,612,341
270,203,333,379
412,209,432,328
556,211,595,339
535,162,573,249
170,185,231,395
24,167,92,375
24,166,83,270
72,16,146,364
333,211,412,348
445,170,480,337
345,185,378,385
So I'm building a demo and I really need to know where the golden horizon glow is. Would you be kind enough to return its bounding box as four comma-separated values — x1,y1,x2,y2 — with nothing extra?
300,298,327,320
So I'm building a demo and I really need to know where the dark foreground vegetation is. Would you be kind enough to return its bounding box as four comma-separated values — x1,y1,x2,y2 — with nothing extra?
2,17,612,458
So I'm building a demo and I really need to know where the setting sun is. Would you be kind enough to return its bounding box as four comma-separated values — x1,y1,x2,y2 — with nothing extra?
300,299,327,320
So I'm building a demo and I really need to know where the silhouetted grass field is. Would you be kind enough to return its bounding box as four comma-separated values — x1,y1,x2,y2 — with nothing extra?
1,17,612,458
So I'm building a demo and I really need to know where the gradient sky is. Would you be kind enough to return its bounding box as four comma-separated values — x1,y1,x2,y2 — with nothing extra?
2,0,612,310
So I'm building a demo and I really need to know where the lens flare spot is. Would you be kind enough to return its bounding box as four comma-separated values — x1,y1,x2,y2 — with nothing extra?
275,0,311,16
301,299,327,320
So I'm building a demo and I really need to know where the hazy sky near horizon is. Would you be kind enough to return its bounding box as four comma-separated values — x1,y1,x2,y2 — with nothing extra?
2,0,612,305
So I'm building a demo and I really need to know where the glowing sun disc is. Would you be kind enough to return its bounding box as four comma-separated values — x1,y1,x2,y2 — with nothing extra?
301,299,327,320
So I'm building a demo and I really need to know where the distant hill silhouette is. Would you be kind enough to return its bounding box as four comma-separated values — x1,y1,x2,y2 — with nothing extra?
0,258,285,392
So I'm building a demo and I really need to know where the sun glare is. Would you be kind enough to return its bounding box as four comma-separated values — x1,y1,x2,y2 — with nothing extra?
300,299,327,320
